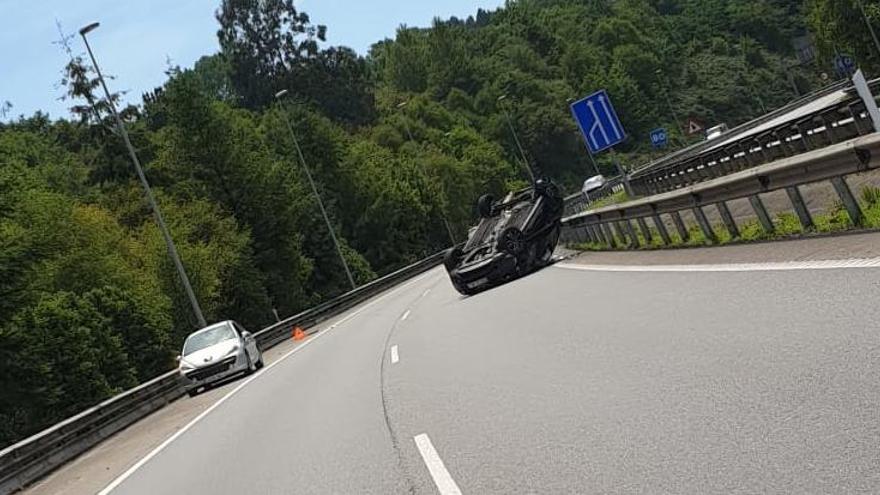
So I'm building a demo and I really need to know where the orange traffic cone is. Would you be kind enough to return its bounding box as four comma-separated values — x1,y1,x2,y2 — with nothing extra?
292,326,307,341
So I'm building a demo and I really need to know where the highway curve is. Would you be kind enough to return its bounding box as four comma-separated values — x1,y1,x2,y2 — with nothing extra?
98,254,880,494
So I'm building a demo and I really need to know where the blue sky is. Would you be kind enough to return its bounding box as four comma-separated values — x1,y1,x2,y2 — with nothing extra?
0,0,504,121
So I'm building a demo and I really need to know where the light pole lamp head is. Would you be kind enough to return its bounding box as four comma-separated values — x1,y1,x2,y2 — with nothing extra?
79,22,100,36
396,101,408,109
274,89,289,99
497,94,508,102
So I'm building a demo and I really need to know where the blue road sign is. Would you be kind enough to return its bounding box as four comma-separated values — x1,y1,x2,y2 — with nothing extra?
650,128,668,148
834,54,855,77
570,90,626,154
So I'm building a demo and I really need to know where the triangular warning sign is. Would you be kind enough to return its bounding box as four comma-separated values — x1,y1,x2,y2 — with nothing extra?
685,119,703,135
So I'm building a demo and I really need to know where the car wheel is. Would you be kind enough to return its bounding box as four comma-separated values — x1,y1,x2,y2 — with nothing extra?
477,194,495,218
443,247,463,272
255,354,264,369
497,227,525,255
541,224,561,264
187,389,200,398
245,352,256,375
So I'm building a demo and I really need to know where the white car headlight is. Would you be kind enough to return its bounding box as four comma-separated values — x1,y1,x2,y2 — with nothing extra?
179,359,196,371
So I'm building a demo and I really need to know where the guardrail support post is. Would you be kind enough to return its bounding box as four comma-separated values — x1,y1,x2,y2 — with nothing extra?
749,195,775,233
581,225,594,244
624,220,640,248
592,224,607,246
601,223,617,248
785,186,814,230
692,206,718,243
614,222,629,247
715,201,740,239
830,176,864,225
670,211,689,242
636,217,653,245
586,225,598,245
652,214,671,245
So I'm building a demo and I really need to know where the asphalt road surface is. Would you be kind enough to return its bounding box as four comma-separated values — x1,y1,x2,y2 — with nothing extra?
96,253,880,494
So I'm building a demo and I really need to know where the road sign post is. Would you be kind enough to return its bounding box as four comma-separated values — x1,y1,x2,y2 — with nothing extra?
570,89,629,193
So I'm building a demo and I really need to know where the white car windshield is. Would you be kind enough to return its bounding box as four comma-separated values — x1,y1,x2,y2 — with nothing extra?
183,324,237,356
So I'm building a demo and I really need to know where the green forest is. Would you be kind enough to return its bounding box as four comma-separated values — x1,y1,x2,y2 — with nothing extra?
0,0,874,446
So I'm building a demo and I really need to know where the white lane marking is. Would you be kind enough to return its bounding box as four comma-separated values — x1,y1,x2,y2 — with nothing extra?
99,268,443,494
555,257,880,273
414,433,462,495
390,345,399,364
422,288,432,298
401,309,411,321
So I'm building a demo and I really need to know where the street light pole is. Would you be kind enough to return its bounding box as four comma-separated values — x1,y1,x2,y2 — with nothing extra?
275,90,356,290
856,0,880,62
497,95,536,183
396,101,456,245
396,102,416,142
79,22,207,328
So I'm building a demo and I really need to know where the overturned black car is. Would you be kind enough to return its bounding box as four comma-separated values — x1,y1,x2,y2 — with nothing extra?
444,179,564,295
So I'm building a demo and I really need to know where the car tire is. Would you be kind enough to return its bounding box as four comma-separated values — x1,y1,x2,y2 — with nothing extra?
245,352,256,375
187,389,199,398
256,355,264,369
477,194,495,218
497,227,525,255
541,224,561,264
443,247,463,271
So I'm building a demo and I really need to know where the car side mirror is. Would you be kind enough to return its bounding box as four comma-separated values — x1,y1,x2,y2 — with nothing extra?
241,331,252,340
176,355,181,362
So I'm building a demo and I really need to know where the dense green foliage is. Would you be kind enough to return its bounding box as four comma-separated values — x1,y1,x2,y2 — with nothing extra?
0,0,871,447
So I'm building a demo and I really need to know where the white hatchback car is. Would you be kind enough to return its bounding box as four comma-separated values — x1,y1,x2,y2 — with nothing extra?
178,320,263,397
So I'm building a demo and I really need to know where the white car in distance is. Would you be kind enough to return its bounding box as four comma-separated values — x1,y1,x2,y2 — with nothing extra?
178,320,263,397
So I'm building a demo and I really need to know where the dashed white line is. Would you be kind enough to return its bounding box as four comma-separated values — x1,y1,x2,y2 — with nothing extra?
555,257,880,273
414,433,462,495
421,288,432,298
390,345,399,364
401,309,411,321
98,268,442,494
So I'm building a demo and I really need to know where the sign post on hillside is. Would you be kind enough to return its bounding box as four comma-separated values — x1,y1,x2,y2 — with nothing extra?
570,90,631,195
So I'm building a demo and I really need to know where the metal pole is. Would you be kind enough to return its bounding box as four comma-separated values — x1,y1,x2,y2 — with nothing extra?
503,109,536,183
498,96,536,182
397,101,456,245
80,25,207,328
276,101,356,290
655,71,684,137
586,150,600,177
857,0,880,62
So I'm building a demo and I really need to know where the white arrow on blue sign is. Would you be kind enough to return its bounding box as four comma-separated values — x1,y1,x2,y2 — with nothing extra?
570,89,626,154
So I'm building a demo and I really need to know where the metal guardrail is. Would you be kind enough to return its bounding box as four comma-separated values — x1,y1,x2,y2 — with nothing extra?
562,177,625,216
0,251,446,494
629,80,852,178
626,81,880,197
560,133,880,248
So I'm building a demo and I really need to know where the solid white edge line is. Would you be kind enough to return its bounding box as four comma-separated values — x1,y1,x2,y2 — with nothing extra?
98,267,442,495
554,257,880,273
414,433,462,495
401,309,411,321
390,345,399,364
